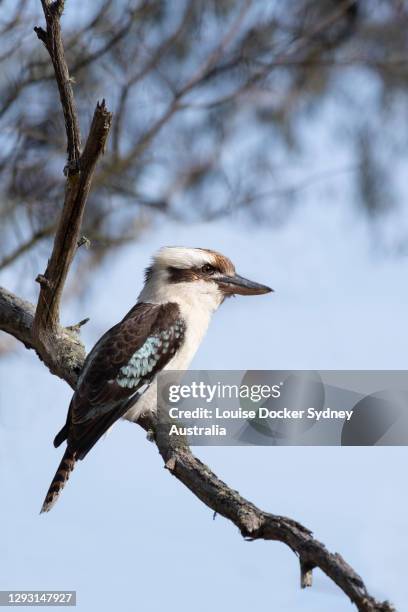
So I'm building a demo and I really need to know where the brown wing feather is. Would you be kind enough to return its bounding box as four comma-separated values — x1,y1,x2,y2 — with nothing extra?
62,302,185,459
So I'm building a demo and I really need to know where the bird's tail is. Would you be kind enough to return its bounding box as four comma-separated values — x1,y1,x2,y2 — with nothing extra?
40,448,77,513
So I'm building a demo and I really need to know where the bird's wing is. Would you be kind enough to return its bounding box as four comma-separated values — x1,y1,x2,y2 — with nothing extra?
66,301,185,458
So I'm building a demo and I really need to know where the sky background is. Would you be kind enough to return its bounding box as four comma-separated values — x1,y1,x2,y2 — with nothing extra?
1,3,408,608
1,202,408,612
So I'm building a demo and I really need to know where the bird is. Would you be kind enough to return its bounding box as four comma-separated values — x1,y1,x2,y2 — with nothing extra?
40,246,272,512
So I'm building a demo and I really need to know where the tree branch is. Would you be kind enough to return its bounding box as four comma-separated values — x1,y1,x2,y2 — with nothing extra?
151,412,394,612
32,98,111,335
0,288,395,612
32,2,112,337
0,286,85,387
34,0,81,171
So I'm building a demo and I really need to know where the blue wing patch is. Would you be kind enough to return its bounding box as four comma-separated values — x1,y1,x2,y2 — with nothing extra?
116,320,184,389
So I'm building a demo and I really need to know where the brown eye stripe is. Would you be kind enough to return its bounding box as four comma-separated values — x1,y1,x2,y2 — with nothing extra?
167,267,199,283
167,265,219,283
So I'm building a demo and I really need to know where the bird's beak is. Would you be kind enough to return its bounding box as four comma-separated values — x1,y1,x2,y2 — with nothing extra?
216,274,273,296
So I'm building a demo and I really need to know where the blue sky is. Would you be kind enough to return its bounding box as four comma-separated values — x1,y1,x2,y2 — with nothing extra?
1,205,408,612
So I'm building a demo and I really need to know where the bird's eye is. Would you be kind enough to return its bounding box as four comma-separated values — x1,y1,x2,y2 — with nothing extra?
201,264,216,275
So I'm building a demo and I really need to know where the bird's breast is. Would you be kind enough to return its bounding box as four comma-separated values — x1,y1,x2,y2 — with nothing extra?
167,301,211,369
124,302,212,423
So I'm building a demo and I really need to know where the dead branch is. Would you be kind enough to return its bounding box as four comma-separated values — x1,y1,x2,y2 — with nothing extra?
154,417,394,612
34,0,81,171
0,286,85,386
32,98,111,337
32,1,112,338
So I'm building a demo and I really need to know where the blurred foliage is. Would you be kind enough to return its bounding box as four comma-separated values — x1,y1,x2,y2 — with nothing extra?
1,0,408,275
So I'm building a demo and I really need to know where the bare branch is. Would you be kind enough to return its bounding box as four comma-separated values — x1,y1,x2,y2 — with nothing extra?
149,414,394,612
33,100,112,335
0,286,35,349
32,3,112,336
34,0,81,172
0,286,84,387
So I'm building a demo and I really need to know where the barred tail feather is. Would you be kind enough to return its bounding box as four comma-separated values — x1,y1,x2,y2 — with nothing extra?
40,448,76,513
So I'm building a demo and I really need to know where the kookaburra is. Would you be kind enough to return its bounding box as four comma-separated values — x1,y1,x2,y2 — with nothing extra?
41,246,272,512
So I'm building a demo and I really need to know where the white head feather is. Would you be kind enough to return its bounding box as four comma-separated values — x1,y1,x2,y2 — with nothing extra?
152,246,216,270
